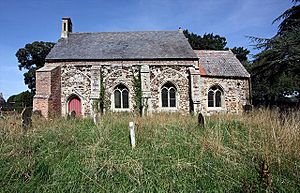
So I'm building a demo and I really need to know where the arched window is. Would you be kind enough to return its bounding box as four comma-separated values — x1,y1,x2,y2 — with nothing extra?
208,85,223,107
161,82,177,108
114,84,129,109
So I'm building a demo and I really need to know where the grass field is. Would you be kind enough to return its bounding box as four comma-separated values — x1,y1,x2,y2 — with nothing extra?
0,109,300,192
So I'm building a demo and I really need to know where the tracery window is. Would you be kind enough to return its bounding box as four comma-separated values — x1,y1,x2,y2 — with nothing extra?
161,82,177,108
114,84,129,109
208,85,223,107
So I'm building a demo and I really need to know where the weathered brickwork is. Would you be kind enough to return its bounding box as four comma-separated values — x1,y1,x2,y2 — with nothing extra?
199,76,250,114
49,66,61,116
33,65,61,118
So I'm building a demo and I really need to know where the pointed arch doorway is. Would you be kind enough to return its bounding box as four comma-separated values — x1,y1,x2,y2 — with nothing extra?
68,95,82,116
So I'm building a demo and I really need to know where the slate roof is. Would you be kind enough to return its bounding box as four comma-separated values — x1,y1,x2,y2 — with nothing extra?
46,31,197,60
194,50,250,78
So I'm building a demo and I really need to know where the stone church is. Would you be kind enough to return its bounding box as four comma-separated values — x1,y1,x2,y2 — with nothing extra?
33,18,250,118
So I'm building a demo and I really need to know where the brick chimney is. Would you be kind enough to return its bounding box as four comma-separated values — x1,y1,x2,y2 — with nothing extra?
61,17,72,38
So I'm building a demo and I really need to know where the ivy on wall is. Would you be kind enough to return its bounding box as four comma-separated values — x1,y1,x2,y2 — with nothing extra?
99,68,105,114
133,66,142,115
92,100,100,113
92,68,105,114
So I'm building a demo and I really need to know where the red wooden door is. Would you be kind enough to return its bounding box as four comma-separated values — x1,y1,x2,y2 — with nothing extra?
68,97,81,116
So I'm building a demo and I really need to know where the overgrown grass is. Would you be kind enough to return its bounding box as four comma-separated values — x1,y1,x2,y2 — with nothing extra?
0,109,300,192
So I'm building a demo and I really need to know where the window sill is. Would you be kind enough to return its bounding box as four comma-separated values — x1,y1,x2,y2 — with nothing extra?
207,107,224,111
112,108,131,112
160,107,178,112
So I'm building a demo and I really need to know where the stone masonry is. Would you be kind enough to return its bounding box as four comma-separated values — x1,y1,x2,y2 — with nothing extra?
33,60,250,117
34,60,197,117
33,64,61,118
33,18,251,118
200,77,250,114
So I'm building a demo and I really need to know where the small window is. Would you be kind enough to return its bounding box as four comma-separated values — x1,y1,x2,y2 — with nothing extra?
208,90,214,107
215,90,222,107
114,90,121,108
161,82,177,108
169,88,176,107
162,88,168,107
122,89,129,108
114,84,129,109
207,85,223,108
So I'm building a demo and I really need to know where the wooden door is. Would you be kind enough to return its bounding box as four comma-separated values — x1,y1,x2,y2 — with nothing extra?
68,96,81,116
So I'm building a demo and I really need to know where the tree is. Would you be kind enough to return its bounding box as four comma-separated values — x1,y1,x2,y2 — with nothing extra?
16,41,55,93
231,47,250,65
273,0,300,34
183,30,250,65
7,91,34,111
183,30,227,50
250,0,300,106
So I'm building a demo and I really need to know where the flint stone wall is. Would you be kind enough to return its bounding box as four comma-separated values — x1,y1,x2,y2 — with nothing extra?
200,76,250,114
60,64,92,116
58,60,194,116
149,65,190,113
34,60,250,118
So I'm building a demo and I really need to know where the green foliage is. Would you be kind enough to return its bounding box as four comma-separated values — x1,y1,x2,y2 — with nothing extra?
92,100,100,113
16,41,55,93
183,30,227,50
6,91,34,111
183,30,250,65
99,69,105,114
92,70,105,114
231,46,251,69
1,110,300,192
133,67,142,115
273,0,300,34
250,1,300,105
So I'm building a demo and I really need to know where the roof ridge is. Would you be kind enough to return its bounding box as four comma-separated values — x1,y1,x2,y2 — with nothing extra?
46,29,197,60
70,30,180,34
194,50,231,52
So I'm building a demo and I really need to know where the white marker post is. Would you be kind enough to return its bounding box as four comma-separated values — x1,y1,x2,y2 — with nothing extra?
93,113,97,124
129,122,136,148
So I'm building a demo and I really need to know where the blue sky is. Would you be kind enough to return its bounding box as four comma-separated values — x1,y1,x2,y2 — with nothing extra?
0,0,292,99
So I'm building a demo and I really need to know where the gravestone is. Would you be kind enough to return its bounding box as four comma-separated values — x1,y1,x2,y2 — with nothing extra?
243,104,253,113
198,112,205,128
70,110,76,118
260,160,272,189
32,110,42,117
21,107,32,131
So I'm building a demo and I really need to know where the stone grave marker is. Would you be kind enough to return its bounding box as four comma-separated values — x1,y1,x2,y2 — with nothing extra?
21,107,32,131
243,104,253,113
198,112,205,128
0,107,3,119
70,110,76,118
32,110,42,117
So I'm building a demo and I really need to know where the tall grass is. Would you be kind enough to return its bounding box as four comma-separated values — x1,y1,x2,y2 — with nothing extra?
0,109,299,192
